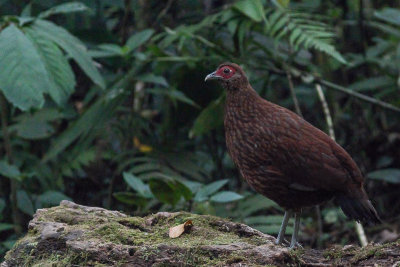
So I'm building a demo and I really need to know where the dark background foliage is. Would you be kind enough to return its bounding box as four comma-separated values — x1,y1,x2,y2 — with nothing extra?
1,0,400,260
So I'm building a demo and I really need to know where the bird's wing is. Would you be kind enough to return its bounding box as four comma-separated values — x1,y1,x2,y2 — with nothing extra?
261,104,364,194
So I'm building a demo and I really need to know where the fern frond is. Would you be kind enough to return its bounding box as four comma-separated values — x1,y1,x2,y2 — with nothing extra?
60,148,96,177
265,8,346,63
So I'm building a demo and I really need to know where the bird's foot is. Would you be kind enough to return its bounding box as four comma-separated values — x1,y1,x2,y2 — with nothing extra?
282,238,303,249
289,241,303,249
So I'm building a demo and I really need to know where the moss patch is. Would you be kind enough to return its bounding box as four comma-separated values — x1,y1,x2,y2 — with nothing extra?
4,201,400,267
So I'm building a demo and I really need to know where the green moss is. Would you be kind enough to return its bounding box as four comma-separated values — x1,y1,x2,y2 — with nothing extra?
351,243,390,263
4,206,290,266
323,246,345,260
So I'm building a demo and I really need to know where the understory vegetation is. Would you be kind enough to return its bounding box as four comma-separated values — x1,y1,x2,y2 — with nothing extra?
0,0,400,260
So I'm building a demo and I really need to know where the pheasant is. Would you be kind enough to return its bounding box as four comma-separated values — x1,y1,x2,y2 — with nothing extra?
205,62,380,248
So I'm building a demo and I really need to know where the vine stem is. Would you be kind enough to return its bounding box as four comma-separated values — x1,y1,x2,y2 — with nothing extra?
0,92,22,235
286,70,303,117
315,83,368,247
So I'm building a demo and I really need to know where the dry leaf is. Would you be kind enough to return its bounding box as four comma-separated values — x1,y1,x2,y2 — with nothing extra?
169,220,193,238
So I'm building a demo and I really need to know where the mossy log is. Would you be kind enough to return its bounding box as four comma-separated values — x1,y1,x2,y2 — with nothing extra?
2,201,400,266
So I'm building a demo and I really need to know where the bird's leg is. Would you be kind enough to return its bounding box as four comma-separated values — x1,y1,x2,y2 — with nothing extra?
289,210,302,249
275,211,292,245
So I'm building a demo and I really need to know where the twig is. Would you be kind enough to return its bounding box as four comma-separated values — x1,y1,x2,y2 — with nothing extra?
286,70,303,117
315,84,335,140
314,83,368,247
317,79,400,113
262,65,400,113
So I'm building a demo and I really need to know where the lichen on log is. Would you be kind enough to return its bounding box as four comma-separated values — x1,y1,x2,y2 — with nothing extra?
2,201,400,266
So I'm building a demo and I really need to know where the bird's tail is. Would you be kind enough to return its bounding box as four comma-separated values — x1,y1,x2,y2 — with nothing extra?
336,196,381,225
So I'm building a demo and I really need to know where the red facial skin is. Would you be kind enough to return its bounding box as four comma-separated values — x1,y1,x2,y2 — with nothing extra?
216,65,236,80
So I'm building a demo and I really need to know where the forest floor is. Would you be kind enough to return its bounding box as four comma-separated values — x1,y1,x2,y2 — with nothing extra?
2,201,400,266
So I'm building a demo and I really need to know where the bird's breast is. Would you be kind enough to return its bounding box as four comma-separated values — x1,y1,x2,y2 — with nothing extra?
224,112,271,172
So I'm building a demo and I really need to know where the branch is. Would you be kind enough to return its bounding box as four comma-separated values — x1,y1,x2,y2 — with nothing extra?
315,84,335,140
264,65,400,113
286,70,303,117
318,79,400,113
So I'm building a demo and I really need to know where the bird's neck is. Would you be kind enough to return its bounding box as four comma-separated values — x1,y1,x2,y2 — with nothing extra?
225,84,260,111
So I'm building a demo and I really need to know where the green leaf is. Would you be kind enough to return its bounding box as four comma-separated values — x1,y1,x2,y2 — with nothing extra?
367,168,400,184
0,223,14,232
123,172,153,198
276,0,290,8
43,92,122,161
147,88,199,107
38,2,90,19
233,0,265,22
13,119,54,140
210,191,243,203
137,74,168,87
113,192,148,206
89,44,123,58
0,199,5,214
189,94,225,138
20,3,32,17
36,191,71,208
0,24,51,110
126,29,154,52
25,27,76,106
174,181,193,201
17,190,34,216
30,19,105,89
0,160,21,180
374,8,400,26
194,179,229,202
237,195,279,217
10,108,66,139
149,179,180,205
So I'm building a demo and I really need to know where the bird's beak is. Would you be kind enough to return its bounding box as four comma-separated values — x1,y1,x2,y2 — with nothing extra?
204,71,222,82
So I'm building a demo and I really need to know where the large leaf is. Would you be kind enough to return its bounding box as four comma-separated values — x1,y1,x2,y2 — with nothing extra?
233,0,265,22
374,8,400,26
36,191,71,208
210,191,243,203
149,179,181,206
25,27,76,105
0,223,14,232
0,24,51,110
367,168,400,184
30,19,105,89
194,179,228,202
10,108,67,139
113,192,147,206
17,190,34,216
38,2,90,19
43,91,123,161
0,160,21,180
126,29,154,52
189,94,225,138
137,74,168,87
123,172,153,198
147,88,199,108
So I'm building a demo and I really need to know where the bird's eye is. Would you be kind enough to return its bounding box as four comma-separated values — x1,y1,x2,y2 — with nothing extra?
223,68,230,74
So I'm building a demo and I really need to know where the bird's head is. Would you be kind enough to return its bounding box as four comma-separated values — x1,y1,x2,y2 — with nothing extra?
205,63,248,90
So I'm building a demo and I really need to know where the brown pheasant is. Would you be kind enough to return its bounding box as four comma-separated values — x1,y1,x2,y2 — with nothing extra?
205,62,380,248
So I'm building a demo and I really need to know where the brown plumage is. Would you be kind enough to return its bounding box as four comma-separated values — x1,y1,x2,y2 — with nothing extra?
205,62,380,248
